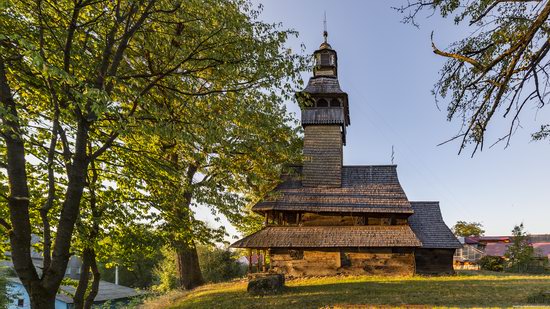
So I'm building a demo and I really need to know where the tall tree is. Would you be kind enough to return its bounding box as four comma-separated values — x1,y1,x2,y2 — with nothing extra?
452,221,485,237
505,223,535,272
0,0,303,306
397,0,550,154
123,69,304,289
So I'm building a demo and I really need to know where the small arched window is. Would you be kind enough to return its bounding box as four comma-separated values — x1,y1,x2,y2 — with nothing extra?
330,99,341,107
316,99,328,107
320,53,331,66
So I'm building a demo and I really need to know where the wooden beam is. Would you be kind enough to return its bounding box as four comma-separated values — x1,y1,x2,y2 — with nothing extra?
257,249,262,273
262,249,267,272
249,249,253,273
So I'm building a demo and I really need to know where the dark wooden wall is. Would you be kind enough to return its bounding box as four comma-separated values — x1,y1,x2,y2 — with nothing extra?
267,211,409,227
414,248,456,275
303,125,342,187
270,248,415,277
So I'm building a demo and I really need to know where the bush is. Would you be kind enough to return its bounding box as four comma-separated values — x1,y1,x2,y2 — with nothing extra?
152,245,246,292
506,257,549,274
152,247,179,293
479,256,505,272
197,245,246,283
0,268,7,309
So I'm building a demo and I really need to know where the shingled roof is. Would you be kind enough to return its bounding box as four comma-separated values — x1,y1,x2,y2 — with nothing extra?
253,165,413,214
409,202,461,249
231,225,421,248
303,77,346,94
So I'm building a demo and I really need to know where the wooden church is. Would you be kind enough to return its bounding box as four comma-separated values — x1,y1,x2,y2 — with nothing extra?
231,31,461,277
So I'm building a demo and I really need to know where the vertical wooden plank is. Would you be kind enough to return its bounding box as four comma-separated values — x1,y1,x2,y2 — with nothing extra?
257,249,262,272
248,249,252,273
262,250,267,272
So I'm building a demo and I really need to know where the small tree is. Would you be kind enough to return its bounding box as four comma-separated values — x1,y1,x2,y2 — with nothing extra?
478,256,505,272
505,223,535,273
452,221,485,237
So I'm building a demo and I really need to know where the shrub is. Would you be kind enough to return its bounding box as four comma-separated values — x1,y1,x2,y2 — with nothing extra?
152,247,179,293
152,245,246,292
478,256,505,272
0,268,7,309
197,245,246,283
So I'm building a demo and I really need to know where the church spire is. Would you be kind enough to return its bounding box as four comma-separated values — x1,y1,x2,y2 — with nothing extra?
323,11,328,43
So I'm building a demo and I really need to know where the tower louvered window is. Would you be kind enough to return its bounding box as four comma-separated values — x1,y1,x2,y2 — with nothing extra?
320,53,330,66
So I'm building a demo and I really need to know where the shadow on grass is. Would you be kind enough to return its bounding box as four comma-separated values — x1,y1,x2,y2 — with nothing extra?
171,276,550,309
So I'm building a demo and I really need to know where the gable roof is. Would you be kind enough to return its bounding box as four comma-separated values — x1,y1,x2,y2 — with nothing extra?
230,225,421,249
253,165,413,214
408,201,461,249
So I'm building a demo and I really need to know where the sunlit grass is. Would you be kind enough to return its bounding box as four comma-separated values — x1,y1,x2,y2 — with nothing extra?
141,271,550,308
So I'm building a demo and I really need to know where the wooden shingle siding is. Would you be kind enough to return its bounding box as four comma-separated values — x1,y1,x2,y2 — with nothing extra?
303,125,342,187
253,165,413,214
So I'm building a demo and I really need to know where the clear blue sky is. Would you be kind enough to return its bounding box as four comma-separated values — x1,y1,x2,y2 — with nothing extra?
196,0,550,238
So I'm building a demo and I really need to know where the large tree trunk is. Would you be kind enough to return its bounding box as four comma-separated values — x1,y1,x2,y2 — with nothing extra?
169,162,204,290
175,240,204,290
28,283,57,309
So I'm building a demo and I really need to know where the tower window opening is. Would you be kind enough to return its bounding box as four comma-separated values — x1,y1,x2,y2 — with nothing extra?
316,99,328,107
320,53,330,66
330,99,341,107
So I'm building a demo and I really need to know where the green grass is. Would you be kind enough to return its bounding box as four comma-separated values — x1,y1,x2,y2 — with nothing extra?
142,271,550,308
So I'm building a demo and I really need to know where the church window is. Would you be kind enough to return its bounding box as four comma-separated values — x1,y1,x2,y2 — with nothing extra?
289,250,304,260
340,251,351,267
316,99,328,107
320,53,330,66
330,99,341,107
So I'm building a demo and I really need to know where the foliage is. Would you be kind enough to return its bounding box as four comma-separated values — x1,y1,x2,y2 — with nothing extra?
197,245,246,283
152,245,246,292
504,223,538,273
396,0,550,154
141,273,550,308
152,247,179,293
1,0,304,304
479,255,505,272
98,227,164,288
0,267,8,309
452,221,485,237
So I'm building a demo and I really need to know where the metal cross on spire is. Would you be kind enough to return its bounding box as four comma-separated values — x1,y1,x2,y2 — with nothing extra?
323,11,328,43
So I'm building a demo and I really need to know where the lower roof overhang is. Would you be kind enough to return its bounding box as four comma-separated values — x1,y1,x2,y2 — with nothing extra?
230,225,422,249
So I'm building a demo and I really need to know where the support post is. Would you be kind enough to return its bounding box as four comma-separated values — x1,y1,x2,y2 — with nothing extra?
248,249,252,273
257,249,262,273
262,250,267,272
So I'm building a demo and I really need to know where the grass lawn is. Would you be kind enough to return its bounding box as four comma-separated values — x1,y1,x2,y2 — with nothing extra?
142,271,550,308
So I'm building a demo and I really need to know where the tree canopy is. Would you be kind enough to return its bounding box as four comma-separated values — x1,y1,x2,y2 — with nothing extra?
0,0,305,306
397,0,550,154
452,221,485,237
